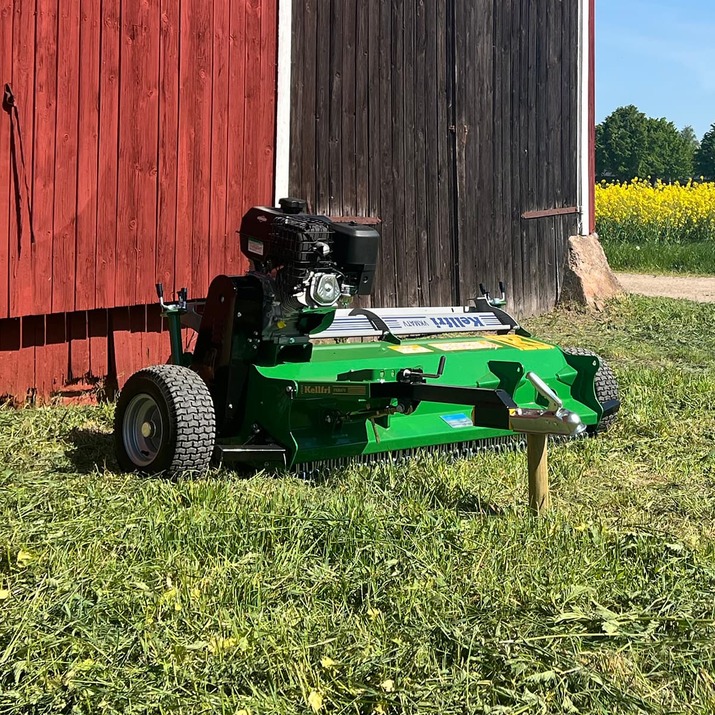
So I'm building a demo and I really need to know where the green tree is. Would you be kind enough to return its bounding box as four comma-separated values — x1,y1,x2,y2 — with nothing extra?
695,124,715,180
680,126,699,154
596,106,695,182
596,105,648,181
644,117,694,181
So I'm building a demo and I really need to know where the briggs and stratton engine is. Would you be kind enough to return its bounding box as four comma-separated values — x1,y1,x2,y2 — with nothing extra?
239,198,379,311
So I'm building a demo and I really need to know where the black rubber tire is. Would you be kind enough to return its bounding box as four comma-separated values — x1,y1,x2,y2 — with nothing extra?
114,364,216,474
562,347,619,434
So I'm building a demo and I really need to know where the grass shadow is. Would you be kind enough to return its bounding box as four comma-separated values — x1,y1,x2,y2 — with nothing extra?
455,493,506,517
65,427,117,473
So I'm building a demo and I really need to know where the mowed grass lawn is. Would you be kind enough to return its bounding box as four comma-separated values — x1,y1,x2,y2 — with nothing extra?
1,296,715,715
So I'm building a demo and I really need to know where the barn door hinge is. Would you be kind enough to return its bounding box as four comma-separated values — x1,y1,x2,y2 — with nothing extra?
521,206,579,220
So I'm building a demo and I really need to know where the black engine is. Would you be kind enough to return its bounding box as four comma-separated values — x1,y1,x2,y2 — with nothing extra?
239,198,379,309
191,200,380,433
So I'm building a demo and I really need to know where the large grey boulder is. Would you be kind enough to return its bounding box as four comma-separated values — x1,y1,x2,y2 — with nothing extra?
560,234,624,310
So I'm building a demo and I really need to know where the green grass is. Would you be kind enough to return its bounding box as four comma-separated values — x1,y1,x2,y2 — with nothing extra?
2,295,715,714
601,239,715,275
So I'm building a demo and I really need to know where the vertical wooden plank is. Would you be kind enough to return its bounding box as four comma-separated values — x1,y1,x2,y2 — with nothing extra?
32,0,58,316
563,0,577,206
114,0,136,308
362,0,381,308
144,303,168,365
533,0,548,312
424,0,443,306
288,0,304,196
41,313,68,396
375,0,395,306
494,0,515,312
88,308,109,378
544,0,560,307
110,306,132,384
177,0,222,299
224,0,246,274
116,0,160,307
208,0,229,281
327,0,343,215
340,0,356,215
112,304,146,383
389,0,406,305
96,0,120,309
436,0,455,306
366,0,380,219
69,311,90,381
517,0,533,316
455,0,495,303
510,0,525,315
527,0,541,316
477,0,495,297
129,304,146,373
398,1,417,306
75,0,101,312
560,0,579,297
453,0,467,303
19,316,41,401
0,0,13,319
176,0,196,295
313,0,330,213
413,0,429,306
52,0,80,314
190,0,212,298
297,0,317,209
138,0,160,307
241,0,262,215
354,0,368,215
9,0,36,317
0,319,20,399
156,0,180,291
258,0,276,204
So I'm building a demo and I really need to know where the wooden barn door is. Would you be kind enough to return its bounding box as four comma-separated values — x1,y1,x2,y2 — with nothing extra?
452,0,580,317
289,0,580,316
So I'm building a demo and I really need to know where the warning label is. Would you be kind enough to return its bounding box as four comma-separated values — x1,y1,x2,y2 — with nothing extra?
388,344,433,354
429,341,498,352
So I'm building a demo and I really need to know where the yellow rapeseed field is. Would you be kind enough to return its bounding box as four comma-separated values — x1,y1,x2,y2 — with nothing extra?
595,179,715,243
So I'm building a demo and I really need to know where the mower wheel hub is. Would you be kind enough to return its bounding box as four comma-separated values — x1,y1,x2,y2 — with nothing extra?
122,394,165,466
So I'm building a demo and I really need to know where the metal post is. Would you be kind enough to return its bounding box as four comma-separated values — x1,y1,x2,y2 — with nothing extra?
527,433,550,514
166,310,184,366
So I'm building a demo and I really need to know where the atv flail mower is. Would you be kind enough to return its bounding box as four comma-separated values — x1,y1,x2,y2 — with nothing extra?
114,199,620,476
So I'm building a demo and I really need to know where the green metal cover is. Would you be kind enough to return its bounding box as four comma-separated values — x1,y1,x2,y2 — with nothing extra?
226,335,601,468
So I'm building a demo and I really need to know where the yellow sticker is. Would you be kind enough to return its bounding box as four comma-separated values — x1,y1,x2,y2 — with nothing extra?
486,335,552,351
429,341,498,352
388,344,433,354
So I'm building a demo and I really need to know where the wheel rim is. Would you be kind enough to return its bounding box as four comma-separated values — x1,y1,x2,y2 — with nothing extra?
122,393,165,467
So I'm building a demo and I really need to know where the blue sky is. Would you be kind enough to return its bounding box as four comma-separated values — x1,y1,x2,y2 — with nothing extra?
597,0,715,140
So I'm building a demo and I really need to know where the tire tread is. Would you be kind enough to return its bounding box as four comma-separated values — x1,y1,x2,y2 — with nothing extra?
115,364,216,474
562,347,619,434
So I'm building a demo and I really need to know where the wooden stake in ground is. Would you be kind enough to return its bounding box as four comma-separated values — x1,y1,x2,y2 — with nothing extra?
527,433,550,514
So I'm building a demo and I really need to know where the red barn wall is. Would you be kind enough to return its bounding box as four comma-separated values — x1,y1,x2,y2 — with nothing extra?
0,0,277,401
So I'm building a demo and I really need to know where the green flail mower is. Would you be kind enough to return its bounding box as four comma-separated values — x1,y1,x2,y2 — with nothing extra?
114,199,620,476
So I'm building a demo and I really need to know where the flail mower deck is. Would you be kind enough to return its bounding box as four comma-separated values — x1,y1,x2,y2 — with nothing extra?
114,199,620,476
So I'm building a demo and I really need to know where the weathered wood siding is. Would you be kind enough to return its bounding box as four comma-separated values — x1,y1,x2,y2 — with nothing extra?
289,0,579,316
0,0,277,400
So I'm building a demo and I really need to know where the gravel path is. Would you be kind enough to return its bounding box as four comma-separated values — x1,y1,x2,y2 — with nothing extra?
615,272,715,303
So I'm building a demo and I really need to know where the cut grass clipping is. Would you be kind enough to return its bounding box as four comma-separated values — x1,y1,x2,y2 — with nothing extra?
2,295,715,714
